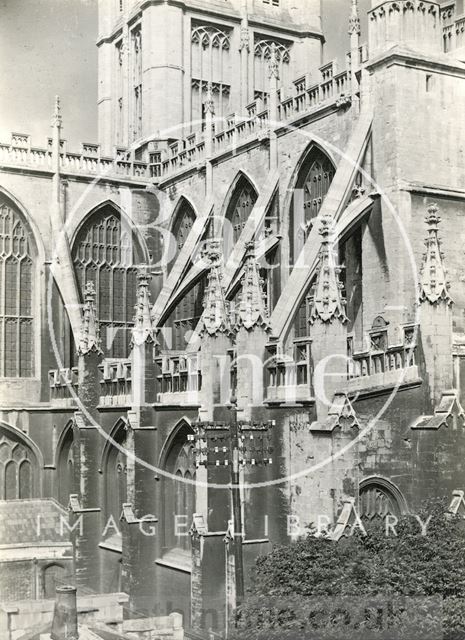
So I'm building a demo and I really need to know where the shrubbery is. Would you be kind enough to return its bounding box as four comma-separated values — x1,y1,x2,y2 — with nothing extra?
231,499,465,639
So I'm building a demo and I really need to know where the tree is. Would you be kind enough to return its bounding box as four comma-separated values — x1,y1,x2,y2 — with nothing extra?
231,499,465,640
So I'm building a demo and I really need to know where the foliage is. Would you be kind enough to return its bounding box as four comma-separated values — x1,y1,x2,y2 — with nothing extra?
231,499,465,640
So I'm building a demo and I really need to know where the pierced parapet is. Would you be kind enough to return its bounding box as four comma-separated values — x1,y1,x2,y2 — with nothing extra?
348,0,361,35
419,204,452,306
309,215,348,325
120,503,158,526
310,393,359,433
77,281,102,356
132,267,157,346
447,490,465,519
411,390,465,430
235,241,271,332
189,513,209,539
331,497,366,541
200,240,232,336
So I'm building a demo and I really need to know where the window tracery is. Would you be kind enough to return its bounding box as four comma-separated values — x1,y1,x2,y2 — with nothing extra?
0,202,34,378
191,23,232,123
290,148,335,264
72,208,141,358
225,176,258,253
0,432,36,499
164,425,196,551
254,38,290,94
359,481,404,521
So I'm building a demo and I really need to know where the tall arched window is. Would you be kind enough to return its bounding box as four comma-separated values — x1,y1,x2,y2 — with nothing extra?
225,176,258,254
0,201,35,377
290,148,335,264
0,427,38,499
104,423,128,526
169,201,196,274
72,207,144,358
163,423,196,552
57,424,74,507
164,201,205,351
359,479,406,523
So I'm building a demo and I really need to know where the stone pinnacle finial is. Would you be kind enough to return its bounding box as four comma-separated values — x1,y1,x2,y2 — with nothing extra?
235,241,270,332
309,215,348,324
78,281,102,356
51,95,62,129
419,203,452,306
268,42,280,80
348,0,361,36
205,83,215,115
132,267,157,346
200,240,232,336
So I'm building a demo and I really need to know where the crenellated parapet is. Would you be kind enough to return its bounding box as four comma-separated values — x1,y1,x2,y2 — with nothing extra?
368,0,442,57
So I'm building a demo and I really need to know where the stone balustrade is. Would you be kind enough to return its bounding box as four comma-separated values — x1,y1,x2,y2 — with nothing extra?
0,136,150,181
48,368,79,407
160,58,357,180
99,359,132,407
156,352,201,405
347,336,419,392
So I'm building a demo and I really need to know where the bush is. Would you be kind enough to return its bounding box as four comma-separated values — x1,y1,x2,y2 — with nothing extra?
231,499,465,640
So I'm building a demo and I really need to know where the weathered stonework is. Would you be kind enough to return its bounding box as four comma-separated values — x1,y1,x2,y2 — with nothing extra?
1,0,465,635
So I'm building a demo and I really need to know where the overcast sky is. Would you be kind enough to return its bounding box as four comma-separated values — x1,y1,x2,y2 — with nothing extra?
0,0,370,149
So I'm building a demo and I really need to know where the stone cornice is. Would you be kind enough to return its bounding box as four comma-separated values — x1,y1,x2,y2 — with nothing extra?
97,0,323,47
366,44,465,77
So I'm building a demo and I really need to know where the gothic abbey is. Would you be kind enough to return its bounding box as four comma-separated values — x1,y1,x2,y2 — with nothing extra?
0,0,465,636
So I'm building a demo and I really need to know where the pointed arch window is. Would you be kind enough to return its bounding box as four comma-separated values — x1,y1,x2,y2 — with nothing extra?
0,202,35,378
290,148,335,264
169,201,196,274
225,176,258,254
254,38,290,96
163,424,196,552
104,423,128,526
359,479,406,523
72,207,144,358
57,424,74,506
0,428,38,499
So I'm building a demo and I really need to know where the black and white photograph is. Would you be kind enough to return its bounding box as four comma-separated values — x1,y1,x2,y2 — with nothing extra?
0,0,464,638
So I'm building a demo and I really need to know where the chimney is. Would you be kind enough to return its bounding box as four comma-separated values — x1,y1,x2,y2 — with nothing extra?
51,585,78,640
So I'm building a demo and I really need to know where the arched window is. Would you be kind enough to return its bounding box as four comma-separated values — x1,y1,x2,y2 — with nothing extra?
104,423,128,526
359,479,406,522
43,563,66,599
163,423,196,552
254,38,290,97
163,201,205,351
290,148,335,264
225,176,258,253
57,424,74,506
169,201,196,273
191,23,231,122
72,207,144,358
0,201,35,377
0,427,38,499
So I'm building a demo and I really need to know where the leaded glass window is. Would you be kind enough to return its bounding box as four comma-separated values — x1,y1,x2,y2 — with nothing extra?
290,148,335,264
72,209,141,358
0,203,34,378
359,483,402,522
105,424,128,525
169,201,196,273
0,432,36,499
225,177,258,252
164,425,196,551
